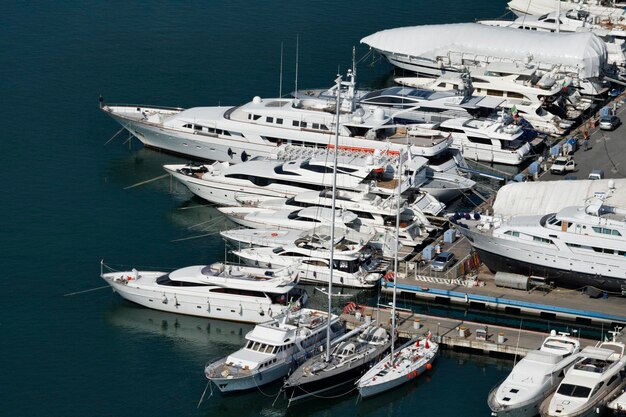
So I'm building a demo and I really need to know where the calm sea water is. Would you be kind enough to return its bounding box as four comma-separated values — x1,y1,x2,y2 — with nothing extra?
2,1,532,416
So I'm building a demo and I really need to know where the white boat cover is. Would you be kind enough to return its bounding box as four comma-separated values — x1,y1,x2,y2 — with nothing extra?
361,23,607,78
491,179,626,217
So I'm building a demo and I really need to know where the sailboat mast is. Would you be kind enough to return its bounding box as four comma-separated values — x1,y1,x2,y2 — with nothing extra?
390,149,405,365
294,34,299,100
279,42,284,98
325,74,342,362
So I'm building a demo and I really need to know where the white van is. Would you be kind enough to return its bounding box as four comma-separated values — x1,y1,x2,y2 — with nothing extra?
588,169,605,180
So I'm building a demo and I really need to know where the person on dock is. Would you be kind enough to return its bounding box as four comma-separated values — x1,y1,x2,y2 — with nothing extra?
583,130,589,151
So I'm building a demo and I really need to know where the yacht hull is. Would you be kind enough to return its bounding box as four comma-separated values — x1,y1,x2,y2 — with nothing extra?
105,109,274,163
461,228,626,293
284,343,390,403
102,273,292,324
210,361,292,393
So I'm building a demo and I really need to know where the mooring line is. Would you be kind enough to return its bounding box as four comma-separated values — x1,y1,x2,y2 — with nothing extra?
63,285,110,297
124,174,169,190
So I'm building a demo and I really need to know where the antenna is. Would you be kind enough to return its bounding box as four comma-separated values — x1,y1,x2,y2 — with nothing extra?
294,34,299,100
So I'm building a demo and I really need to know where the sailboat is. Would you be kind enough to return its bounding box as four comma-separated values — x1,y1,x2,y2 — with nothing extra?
281,74,392,404
356,171,439,398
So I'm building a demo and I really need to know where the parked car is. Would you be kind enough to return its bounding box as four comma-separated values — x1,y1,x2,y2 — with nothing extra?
599,115,621,131
550,156,576,174
430,251,456,272
588,169,605,180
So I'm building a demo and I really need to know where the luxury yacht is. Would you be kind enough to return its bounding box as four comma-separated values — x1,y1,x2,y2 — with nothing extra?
539,333,626,417
455,196,626,293
395,72,573,136
436,115,537,165
507,0,626,20
361,23,608,96
204,308,344,393
100,261,306,324
164,151,423,207
479,9,626,69
232,242,386,288
101,73,459,164
488,331,582,417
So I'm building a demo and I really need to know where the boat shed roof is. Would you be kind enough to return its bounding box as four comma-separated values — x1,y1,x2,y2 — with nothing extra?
361,23,607,78
492,179,626,217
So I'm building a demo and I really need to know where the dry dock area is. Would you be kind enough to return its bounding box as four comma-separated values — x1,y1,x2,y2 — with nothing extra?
385,234,626,328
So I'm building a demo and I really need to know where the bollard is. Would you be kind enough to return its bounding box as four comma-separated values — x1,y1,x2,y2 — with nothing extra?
414,319,422,330
364,313,372,325
459,326,469,338
498,332,505,344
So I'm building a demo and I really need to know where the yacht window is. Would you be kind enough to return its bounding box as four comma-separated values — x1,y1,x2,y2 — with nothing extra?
508,92,524,99
467,136,492,145
592,226,621,236
276,118,283,124
274,165,300,176
504,231,520,237
300,161,334,174
266,117,274,123
556,383,591,398
208,127,215,133
292,120,300,127
312,123,320,129
183,123,192,128
223,130,231,136
487,90,503,97
194,125,202,130
300,122,307,128
253,115,261,121
532,236,552,244
321,124,329,130
264,345,273,353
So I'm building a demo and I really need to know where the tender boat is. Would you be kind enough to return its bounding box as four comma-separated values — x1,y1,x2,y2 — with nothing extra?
100,261,306,324
204,308,344,393
454,197,626,293
539,332,626,417
283,324,391,404
488,331,582,417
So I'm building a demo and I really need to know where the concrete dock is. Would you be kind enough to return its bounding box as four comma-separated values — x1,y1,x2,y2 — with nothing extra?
341,306,604,359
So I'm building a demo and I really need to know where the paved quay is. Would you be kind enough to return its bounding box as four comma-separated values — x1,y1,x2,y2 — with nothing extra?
341,306,602,359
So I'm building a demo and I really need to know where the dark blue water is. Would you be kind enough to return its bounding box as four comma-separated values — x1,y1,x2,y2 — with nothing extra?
3,1,525,415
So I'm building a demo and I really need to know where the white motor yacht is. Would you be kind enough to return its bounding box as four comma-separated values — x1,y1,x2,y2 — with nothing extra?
507,0,626,20
395,72,572,137
539,333,626,417
217,206,362,232
204,308,344,393
454,196,626,293
254,190,436,246
164,151,421,207
100,261,306,324
100,70,459,164
488,331,582,417
232,242,386,289
436,116,536,165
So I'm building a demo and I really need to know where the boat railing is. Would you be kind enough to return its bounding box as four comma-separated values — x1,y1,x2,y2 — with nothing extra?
205,357,254,379
102,103,184,112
